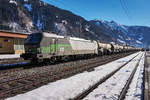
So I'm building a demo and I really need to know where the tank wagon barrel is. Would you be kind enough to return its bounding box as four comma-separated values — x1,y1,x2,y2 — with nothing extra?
113,44,120,53
97,42,112,55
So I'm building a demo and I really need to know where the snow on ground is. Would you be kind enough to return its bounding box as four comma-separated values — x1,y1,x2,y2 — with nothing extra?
136,40,142,44
0,54,20,59
117,39,126,44
125,52,145,100
83,52,143,100
6,52,141,100
9,0,17,5
24,4,32,12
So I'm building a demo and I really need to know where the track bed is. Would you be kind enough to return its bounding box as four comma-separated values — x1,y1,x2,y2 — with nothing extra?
2,52,138,100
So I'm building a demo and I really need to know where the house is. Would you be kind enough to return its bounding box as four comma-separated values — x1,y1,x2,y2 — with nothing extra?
0,30,28,54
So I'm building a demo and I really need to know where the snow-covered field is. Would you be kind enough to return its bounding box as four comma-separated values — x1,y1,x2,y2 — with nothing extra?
6,52,143,100
0,54,20,59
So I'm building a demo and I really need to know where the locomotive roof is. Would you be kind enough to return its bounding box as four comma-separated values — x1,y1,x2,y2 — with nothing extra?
43,32,93,42
70,37,92,42
43,32,64,38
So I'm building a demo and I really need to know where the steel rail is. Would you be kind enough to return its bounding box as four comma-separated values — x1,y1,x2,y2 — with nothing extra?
71,53,140,100
118,53,143,100
0,52,136,99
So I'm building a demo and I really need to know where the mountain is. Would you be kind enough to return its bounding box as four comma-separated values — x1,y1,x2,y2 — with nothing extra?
90,20,150,47
0,0,112,42
0,0,150,47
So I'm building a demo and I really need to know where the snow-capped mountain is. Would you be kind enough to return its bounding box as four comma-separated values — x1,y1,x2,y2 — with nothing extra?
90,20,150,47
0,0,112,42
0,0,150,47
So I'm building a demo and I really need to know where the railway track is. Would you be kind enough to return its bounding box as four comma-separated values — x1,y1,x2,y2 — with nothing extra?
71,52,143,100
0,52,134,79
0,58,25,65
118,54,143,100
0,57,30,76
144,52,150,100
0,52,136,99
0,62,30,78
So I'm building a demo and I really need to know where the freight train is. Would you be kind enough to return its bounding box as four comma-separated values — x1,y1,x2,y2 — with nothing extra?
21,32,139,63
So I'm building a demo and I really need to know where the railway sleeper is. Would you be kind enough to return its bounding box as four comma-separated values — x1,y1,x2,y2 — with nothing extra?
71,53,139,100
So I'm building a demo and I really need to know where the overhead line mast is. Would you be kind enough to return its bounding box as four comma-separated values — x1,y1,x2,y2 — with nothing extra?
122,0,130,18
119,0,131,22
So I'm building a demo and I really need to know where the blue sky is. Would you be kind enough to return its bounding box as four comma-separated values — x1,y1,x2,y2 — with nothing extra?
41,0,150,27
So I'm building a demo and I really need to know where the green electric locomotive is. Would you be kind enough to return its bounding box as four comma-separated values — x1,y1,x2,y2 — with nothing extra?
21,32,98,63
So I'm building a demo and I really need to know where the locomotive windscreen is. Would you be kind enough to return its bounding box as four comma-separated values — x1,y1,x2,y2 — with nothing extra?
25,33,42,44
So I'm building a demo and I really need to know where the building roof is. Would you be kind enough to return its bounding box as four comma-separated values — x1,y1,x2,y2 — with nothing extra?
0,30,29,34
0,30,28,39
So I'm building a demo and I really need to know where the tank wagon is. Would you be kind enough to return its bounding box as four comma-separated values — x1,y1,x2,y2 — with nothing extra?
113,44,120,53
118,45,124,52
21,32,139,63
97,42,114,55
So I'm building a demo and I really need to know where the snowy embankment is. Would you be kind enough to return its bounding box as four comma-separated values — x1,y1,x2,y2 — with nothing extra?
83,52,143,100
125,52,145,100
0,54,20,59
6,52,141,100
0,54,28,69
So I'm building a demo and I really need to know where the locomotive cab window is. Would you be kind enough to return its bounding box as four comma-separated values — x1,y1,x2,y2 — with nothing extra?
25,33,42,44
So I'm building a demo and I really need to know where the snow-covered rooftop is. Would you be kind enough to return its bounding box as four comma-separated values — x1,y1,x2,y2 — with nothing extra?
0,30,28,35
